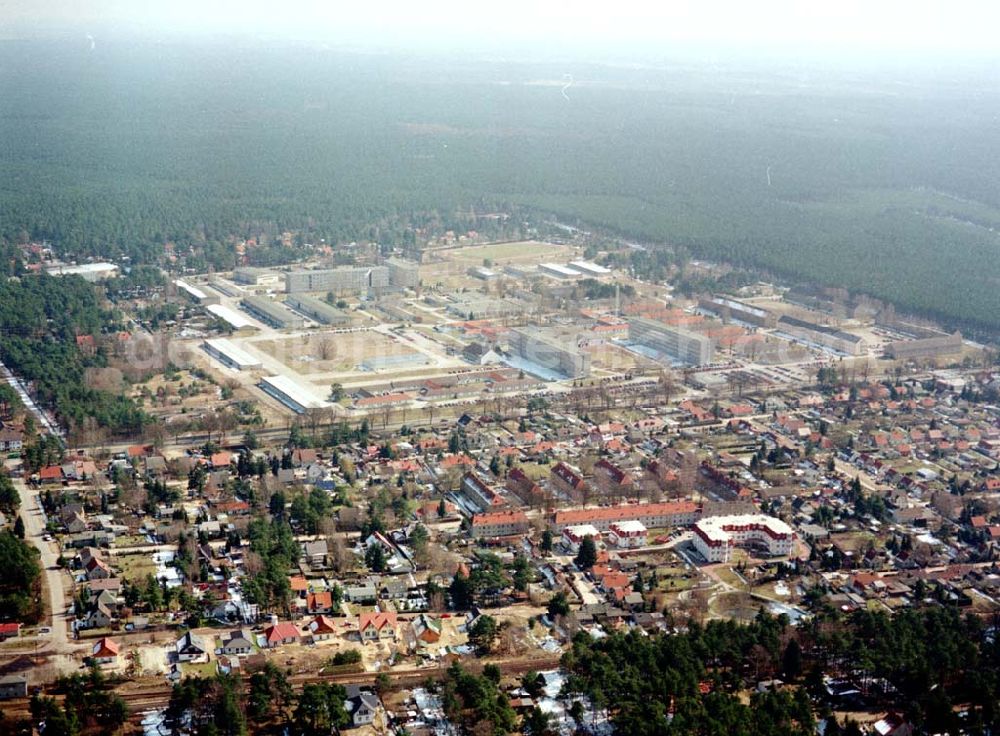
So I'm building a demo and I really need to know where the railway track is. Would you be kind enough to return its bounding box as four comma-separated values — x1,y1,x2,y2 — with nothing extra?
1,652,564,724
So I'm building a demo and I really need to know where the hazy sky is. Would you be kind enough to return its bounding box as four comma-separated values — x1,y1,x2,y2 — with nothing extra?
3,0,998,57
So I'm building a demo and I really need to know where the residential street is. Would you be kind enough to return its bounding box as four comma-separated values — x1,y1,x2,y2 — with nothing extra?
15,476,74,654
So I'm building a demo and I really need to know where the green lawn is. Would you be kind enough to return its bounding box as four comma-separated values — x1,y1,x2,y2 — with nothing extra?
117,554,158,583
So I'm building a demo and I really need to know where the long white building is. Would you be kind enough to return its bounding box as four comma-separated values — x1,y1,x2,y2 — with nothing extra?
259,375,331,413
206,304,258,331
692,514,795,563
202,339,262,371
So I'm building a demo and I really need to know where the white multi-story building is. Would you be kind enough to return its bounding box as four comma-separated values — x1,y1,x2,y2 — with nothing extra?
608,520,648,548
628,318,715,366
562,524,601,553
692,514,795,563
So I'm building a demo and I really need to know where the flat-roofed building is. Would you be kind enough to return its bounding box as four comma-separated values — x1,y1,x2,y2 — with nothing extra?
232,267,283,286
386,257,420,289
629,318,715,365
284,294,350,325
259,375,331,414
240,295,306,329
508,328,591,378
692,514,795,563
471,510,529,538
202,339,263,371
285,266,390,295
468,266,499,280
0,675,28,699
551,501,701,532
777,315,865,355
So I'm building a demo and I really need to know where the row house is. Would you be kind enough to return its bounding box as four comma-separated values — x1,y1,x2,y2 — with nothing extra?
471,510,530,539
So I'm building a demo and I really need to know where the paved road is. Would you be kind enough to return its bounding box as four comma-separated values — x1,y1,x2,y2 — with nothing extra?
15,477,74,653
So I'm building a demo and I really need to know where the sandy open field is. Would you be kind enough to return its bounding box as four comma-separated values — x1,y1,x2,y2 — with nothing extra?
443,240,576,265
585,342,648,374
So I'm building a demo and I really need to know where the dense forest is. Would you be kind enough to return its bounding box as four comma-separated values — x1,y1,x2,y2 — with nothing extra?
0,529,42,623
0,274,148,436
2,41,1000,329
561,606,999,736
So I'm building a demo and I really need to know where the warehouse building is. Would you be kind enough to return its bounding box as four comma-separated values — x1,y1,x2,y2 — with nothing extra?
446,295,527,320
539,263,582,280
207,277,245,298
569,260,612,277
885,331,963,360
361,353,428,371
628,317,715,365
202,339,263,371
45,262,119,282
284,294,351,326
508,328,591,378
175,279,220,306
232,267,283,287
777,315,865,355
206,304,258,331
259,375,331,413
240,295,307,329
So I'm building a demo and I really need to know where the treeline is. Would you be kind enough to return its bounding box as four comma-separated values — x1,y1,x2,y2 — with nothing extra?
3,42,1000,329
166,664,350,736
560,606,1000,735
0,529,42,623
0,274,148,436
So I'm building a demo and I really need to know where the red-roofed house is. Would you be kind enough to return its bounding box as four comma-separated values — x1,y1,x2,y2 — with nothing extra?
307,592,334,614
359,612,397,643
38,465,63,484
307,615,337,641
210,452,233,469
92,637,120,664
0,623,21,640
263,622,301,648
